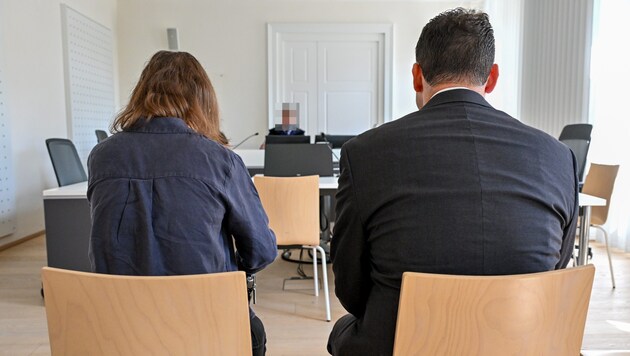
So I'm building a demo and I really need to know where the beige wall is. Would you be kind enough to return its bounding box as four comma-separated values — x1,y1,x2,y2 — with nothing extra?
117,0,477,148
0,0,118,247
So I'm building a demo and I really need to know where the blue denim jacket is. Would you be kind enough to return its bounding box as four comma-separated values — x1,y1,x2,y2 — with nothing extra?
87,117,277,277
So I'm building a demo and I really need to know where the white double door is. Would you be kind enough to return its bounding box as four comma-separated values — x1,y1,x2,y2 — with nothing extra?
270,27,388,136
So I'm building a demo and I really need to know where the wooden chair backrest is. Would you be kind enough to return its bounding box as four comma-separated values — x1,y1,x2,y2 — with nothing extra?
393,265,595,356
581,163,620,225
253,175,320,246
42,267,252,356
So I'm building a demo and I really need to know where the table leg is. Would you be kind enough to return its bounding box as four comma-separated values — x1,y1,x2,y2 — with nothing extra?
576,205,592,266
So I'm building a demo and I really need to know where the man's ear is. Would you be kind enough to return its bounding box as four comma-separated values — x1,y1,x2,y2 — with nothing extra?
484,64,499,94
412,63,424,93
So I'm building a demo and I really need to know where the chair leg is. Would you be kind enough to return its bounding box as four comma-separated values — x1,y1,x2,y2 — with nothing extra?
312,246,319,297
593,225,616,289
315,245,332,322
248,274,257,304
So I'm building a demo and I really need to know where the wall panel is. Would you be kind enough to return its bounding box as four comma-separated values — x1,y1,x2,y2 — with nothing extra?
61,4,114,164
0,65,16,238
520,0,594,137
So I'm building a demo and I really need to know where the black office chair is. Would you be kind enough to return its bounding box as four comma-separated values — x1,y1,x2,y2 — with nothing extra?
558,123,592,184
559,124,595,267
95,129,108,143
45,138,87,187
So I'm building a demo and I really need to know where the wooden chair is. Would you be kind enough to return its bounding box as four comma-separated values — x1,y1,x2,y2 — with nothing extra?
41,267,252,356
253,175,331,321
581,163,620,288
393,265,595,356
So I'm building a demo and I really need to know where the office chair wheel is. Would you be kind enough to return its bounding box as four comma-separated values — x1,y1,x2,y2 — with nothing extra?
281,248,329,264
573,245,593,262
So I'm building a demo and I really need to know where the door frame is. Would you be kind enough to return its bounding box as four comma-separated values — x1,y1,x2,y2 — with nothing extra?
267,23,393,131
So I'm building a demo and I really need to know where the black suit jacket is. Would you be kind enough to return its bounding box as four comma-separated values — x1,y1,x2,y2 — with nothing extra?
331,89,579,355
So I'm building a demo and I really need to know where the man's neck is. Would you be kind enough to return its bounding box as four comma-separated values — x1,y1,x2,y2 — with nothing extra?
425,82,486,102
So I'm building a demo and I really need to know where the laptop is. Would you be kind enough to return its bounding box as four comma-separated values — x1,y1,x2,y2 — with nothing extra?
264,143,334,177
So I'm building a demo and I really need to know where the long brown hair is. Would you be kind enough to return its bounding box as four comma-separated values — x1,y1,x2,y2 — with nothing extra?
112,51,228,145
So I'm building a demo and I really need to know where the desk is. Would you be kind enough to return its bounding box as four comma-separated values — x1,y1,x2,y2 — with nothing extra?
45,181,594,270
577,193,607,266
42,177,339,272
43,181,91,272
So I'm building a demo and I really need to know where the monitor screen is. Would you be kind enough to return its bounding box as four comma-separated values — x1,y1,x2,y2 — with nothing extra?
264,144,333,177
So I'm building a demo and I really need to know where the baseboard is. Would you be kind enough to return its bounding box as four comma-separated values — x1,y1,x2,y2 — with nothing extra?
0,230,45,252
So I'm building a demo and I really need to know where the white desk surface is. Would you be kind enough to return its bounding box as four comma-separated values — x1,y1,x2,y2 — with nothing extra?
43,181,88,199
234,149,265,168
318,176,338,190
43,177,339,199
579,193,606,207
45,180,597,205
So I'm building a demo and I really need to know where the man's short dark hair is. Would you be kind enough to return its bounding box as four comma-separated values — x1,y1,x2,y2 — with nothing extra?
415,8,495,86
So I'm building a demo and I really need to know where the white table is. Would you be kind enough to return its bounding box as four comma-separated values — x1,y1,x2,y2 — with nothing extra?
42,179,339,200
576,193,607,266
44,180,591,270
43,181,88,199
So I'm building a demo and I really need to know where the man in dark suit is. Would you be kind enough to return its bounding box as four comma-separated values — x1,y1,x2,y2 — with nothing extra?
327,8,579,356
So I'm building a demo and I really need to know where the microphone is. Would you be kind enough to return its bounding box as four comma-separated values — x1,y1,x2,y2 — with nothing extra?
232,132,259,149
319,132,340,161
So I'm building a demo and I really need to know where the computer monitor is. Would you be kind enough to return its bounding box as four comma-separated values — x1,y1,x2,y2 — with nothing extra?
314,134,355,148
264,144,333,177
265,135,310,145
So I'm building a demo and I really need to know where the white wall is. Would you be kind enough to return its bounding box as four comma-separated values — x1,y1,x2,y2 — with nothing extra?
0,0,118,248
117,0,480,149
484,0,522,119
0,0,512,247
588,0,630,252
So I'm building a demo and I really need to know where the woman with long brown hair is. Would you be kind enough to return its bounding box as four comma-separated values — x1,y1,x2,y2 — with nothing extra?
88,51,276,356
